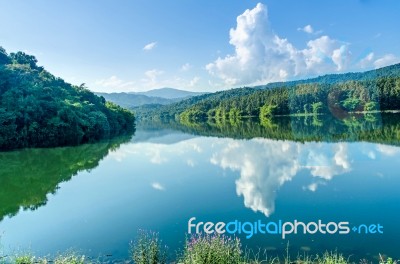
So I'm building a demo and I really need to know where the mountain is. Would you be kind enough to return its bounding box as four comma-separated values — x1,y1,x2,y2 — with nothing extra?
135,87,206,99
96,88,207,109
95,92,179,108
0,47,135,150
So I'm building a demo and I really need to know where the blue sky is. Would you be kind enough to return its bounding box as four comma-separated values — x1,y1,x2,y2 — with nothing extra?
0,0,399,92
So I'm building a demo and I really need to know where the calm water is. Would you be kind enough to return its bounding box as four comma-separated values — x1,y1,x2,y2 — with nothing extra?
1,114,400,261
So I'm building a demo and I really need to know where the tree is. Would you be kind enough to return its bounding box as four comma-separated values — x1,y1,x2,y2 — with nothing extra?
10,51,38,69
260,104,277,118
364,102,378,112
312,102,323,115
0,46,11,65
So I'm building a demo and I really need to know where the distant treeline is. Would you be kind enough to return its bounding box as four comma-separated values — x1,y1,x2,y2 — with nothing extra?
0,47,135,150
134,63,400,123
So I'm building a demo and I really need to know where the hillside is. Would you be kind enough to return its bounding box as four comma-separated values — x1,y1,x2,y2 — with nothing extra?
95,92,178,108
137,63,400,121
134,87,256,120
95,88,207,109
256,63,400,89
0,47,135,150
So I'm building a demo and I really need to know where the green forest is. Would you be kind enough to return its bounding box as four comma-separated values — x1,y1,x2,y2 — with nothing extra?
0,47,135,150
135,63,400,124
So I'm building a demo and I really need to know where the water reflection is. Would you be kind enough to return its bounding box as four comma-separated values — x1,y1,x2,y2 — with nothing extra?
0,136,131,221
0,116,399,259
110,128,399,219
210,139,352,216
140,112,400,146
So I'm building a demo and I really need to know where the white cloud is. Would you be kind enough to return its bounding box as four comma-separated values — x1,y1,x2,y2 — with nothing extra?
138,69,205,91
206,3,351,87
304,181,327,192
359,52,375,68
143,42,157,51
210,139,299,217
298,25,314,34
149,148,168,164
94,76,135,92
301,36,350,72
302,144,351,181
358,52,398,69
373,54,399,68
181,63,192,71
367,151,376,160
141,69,164,87
376,144,400,156
307,183,318,192
151,182,165,191
108,150,127,162
95,76,133,88
187,159,195,167
189,142,203,153
95,69,203,93
145,69,164,80
310,144,351,180
189,76,200,87
298,24,323,35
331,45,350,71
112,139,204,168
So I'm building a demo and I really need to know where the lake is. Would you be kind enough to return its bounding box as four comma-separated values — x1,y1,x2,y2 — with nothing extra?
1,113,400,262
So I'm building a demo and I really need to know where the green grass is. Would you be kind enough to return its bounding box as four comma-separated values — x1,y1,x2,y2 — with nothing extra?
14,255,35,264
1,232,397,264
8,251,86,264
130,230,168,264
179,234,243,264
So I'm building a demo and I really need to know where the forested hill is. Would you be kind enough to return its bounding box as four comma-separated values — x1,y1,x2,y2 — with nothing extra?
134,87,257,119
95,92,178,108
136,63,400,121
0,47,135,150
256,63,400,89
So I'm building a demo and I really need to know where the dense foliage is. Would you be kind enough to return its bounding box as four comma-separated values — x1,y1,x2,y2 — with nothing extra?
0,47,135,150
135,63,400,123
134,87,257,120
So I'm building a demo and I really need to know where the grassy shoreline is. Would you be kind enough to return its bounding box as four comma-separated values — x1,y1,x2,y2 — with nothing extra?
2,233,397,264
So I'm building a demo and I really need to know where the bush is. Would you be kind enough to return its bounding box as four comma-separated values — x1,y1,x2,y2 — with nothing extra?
130,230,168,264
12,252,85,264
14,255,35,264
179,234,243,264
53,253,85,264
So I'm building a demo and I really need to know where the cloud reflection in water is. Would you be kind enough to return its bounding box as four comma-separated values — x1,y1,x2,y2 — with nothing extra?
112,133,398,217
210,139,352,216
